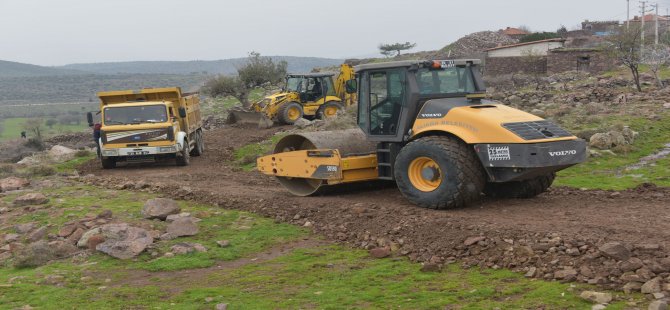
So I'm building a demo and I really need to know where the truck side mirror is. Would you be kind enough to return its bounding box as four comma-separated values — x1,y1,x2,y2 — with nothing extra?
345,79,357,94
86,112,94,127
178,107,187,118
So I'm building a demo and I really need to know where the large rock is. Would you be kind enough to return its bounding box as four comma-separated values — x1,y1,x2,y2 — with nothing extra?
166,217,199,237
15,222,37,234
95,223,153,259
579,291,612,304
0,177,30,192
26,226,48,242
620,257,644,272
554,268,578,280
649,300,669,310
13,240,77,267
48,145,76,162
77,228,102,248
599,242,631,261
641,277,663,294
142,198,181,220
589,131,628,150
13,193,49,207
170,242,207,255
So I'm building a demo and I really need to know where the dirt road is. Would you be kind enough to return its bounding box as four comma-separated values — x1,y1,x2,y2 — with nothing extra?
80,125,670,288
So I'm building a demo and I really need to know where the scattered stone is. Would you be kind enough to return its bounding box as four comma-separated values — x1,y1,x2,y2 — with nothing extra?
97,210,113,219
566,248,580,256
13,193,49,207
160,233,175,241
621,257,644,272
216,240,230,248
67,228,85,245
525,267,538,278
653,292,666,299
166,217,199,237
0,177,30,192
293,118,314,129
48,145,76,162
554,268,578,280
4,233,19,243
87,235,106,250
369,247,391,258
95,223,154,259
216,303,228,310
623,282,643,294
303,221,313,227
171,243,207,255
420,263,440,272
599,242,631,261
58,224,78,238
15,222,37,234
26,226,48,242
579,291,612,304
13,240,76,268
77,228,102,248
463,236,486,246
165,212,191,222
142,198,181,220
642,277,663,294
649,300,669,310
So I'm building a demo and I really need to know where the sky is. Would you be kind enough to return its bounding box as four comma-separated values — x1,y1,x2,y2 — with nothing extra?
0,0,655,66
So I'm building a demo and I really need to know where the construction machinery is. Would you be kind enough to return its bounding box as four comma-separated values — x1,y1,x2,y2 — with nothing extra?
257,60,586,209
87,87,204,169
229,64,356,127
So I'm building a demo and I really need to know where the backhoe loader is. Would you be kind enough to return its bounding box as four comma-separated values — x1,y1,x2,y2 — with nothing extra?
257,59,586,209
228,64,356,128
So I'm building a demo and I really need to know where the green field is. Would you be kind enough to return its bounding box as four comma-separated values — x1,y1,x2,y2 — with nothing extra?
0,117,88,142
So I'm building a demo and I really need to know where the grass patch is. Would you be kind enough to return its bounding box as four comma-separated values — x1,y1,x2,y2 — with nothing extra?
233,134,285,171
555,113,670,190
0,117,87,142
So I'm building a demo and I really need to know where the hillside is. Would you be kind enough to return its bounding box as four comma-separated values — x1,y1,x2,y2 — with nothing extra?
0,60,84,78
59,57,344,75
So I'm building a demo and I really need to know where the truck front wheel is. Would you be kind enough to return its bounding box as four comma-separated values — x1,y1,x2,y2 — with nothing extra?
176,141,191,166
101,157,116,169
394,136,485,209
483,173,555,199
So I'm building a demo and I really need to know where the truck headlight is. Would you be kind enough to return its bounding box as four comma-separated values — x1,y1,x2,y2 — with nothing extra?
102,149,118,156
159,146,176,153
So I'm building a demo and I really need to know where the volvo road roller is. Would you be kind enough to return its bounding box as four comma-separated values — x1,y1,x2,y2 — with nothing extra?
257,59,586,209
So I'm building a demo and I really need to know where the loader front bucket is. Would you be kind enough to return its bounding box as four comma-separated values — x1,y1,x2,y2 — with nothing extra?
226,109,274,128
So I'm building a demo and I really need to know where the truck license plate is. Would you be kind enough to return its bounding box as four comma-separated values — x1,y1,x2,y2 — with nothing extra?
128,151,149,156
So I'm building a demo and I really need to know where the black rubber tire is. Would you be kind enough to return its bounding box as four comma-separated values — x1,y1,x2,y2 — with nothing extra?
483,173,556,199
190,131,204,157
316,101,345,119
278,102,303,125
394,136,486,209
101,157,116,169
176,140,191,166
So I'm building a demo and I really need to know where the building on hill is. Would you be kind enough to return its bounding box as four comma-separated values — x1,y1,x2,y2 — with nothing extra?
484,39,612,76
499,27,530,40
581,20,620,36
628,14,670,35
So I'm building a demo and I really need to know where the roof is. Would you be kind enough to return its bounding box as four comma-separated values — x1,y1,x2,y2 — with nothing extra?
484,38,566,52
631,14,670,22
287,72,335,78
354,59,481,72
501,27,529,36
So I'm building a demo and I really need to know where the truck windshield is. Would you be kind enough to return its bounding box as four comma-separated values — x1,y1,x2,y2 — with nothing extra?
103,105,168,125
415,67,476,95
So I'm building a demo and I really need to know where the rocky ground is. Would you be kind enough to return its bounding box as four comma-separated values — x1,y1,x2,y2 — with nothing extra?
68,122,670,308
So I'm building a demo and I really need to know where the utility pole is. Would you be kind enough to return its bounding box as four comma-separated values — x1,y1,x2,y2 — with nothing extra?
653,3,659,45
640,1,647,48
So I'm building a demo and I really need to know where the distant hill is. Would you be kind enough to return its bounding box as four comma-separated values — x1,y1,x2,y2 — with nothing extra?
59,57,344,75
0,60,85,78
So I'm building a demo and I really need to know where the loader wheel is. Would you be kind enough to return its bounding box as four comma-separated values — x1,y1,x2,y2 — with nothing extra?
316,102,344,119
101,157,116,169
278,102,303,125
394,136,485,209
483,173,555,199
190,130,204,156
176,140,190,166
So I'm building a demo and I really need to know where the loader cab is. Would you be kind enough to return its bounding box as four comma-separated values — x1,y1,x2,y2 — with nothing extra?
286,73,336,103
353,60,486,143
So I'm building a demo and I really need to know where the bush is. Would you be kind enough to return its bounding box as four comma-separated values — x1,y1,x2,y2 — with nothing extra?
74,149,92,157
0,163,15,175
24,164,56,177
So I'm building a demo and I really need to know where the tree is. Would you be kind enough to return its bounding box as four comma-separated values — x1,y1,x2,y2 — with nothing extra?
378,42,416,57
556,25,568,37
642,44,670,88
45,118,57,129
607,27,643,92
23,118,44,140
203,52,288,108
521,49,545,90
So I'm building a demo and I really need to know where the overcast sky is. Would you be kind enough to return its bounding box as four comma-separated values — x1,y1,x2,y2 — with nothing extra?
0,0,654,66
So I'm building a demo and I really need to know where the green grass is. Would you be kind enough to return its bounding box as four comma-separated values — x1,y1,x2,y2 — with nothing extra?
555,113,670,190
200,88,266,117
233,134,285,171
0,117,88,142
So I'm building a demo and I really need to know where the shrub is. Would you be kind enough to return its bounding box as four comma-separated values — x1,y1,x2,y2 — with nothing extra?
74,149,92,157
0,163,15,175
24,164,56,177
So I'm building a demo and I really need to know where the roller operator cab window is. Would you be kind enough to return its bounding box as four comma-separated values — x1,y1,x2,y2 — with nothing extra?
415,67,475,95
103,105,168,125
367,70,405,136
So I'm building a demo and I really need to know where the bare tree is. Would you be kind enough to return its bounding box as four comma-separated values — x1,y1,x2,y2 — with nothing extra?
607,27,643,92
642,44,670,88
521,49,545,90
23,118,44,140
203,52,287,108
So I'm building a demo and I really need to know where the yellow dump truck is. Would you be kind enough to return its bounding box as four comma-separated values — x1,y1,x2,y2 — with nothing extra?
87,87,204,169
